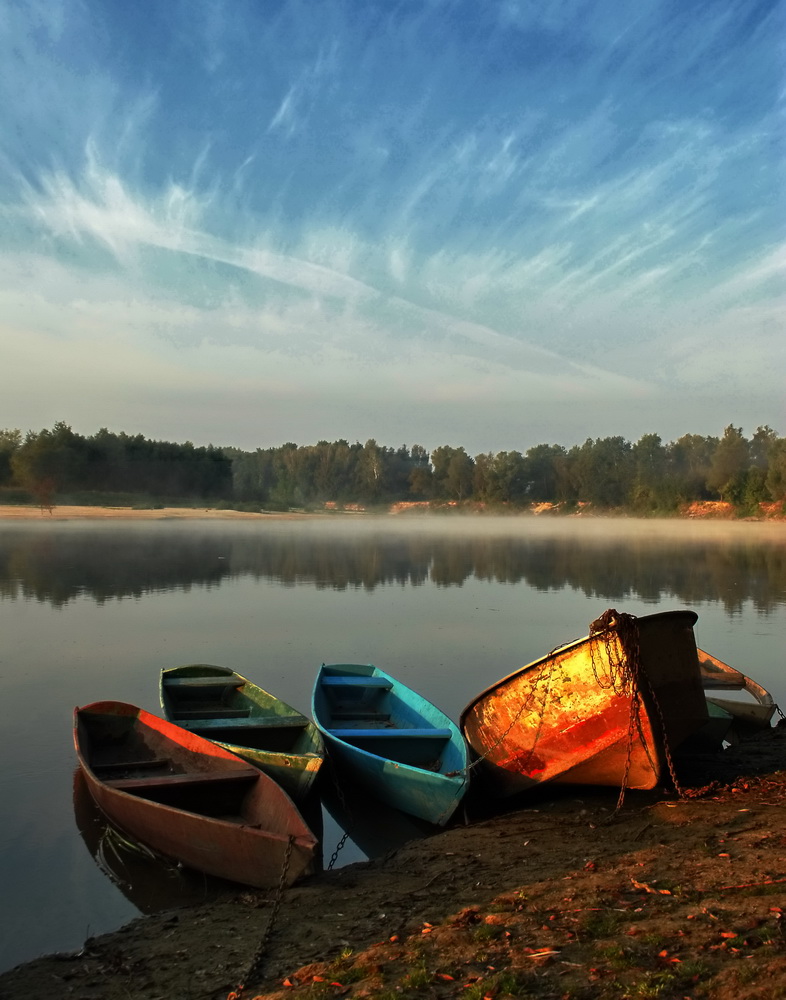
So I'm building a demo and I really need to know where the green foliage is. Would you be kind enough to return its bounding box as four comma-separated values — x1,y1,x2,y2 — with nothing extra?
4,422,786,515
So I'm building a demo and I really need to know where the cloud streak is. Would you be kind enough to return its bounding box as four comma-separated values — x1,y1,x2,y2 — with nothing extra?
0,0,782,451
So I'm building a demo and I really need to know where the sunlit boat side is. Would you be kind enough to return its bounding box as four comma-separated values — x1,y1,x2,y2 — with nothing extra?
460,609,709,797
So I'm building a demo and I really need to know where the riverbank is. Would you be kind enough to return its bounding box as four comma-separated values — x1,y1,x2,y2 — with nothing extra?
0,499,784,522
2,727,785,1000
0,504,313,520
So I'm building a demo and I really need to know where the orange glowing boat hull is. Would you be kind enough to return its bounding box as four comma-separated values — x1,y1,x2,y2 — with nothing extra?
460,610,709,797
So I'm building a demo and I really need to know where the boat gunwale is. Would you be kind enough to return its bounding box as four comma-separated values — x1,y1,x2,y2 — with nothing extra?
459,609,700,725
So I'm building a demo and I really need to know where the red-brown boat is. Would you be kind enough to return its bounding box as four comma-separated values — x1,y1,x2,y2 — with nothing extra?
460,609,710,797
74,701,317,888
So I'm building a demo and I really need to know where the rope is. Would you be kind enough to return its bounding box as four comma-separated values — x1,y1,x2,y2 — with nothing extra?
226,835,294,1000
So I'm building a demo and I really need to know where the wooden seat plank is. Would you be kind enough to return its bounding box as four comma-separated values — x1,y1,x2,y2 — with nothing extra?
93,758,169,773
321,676,392,689
329,727,451,740
163,676,243,689
185,715,306,730
105,767,259,792
172,708,251,720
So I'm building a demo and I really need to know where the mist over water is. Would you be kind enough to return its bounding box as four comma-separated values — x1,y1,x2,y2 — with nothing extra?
2,516,784,610
0,516,784,973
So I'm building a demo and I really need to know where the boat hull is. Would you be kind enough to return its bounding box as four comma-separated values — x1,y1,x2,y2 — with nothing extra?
313,663,468,826
696,648,776,744
461,610,708,797
159,664,324,801
75,701,317,888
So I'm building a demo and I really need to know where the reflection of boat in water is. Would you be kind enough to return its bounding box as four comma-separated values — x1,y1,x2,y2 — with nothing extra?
312,663,468,826
72,769,232,913
74,701,317,888
697,649,776,746
319,760,435,864
461,609,709,798
160,664,324,801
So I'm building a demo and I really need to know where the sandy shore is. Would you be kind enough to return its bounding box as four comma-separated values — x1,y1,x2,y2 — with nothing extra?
0,504,314,521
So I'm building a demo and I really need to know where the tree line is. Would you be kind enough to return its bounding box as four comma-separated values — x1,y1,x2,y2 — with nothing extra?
1,422,785,514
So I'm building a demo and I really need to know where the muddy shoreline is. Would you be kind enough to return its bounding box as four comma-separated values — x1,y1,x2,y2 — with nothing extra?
2,727,786,1000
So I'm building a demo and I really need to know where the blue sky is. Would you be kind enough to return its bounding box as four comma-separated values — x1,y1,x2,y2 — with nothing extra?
0,0,783,455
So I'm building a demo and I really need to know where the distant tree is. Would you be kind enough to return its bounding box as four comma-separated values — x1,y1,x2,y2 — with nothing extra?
356,439,387,501
570,437,634,507
473,450,527,504
0,428,22,486
765,438,786,503
11,422,86,506
408,444,433,499
524,443,568,502
669,433,718,502
431,445,474,501
630,433,669,511
706,425,749,502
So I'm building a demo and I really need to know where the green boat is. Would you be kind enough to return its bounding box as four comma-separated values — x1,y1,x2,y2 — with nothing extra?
160,664,324,801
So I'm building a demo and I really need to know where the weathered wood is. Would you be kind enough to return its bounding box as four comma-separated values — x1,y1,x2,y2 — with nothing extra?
331,711,392,721
320,676,392,689
186,715,306,730
75,701,318,889
93,758,169,773
172,708,251,720
329,727,451,739
162,675,242,689
105,767,260,792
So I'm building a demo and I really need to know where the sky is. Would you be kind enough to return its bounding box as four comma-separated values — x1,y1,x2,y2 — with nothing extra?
0,0,783,456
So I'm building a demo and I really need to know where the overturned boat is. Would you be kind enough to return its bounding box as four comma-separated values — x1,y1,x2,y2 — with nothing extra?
460,609,709,797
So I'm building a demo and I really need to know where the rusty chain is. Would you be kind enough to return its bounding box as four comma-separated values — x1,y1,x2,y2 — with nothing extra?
226,834,294,1000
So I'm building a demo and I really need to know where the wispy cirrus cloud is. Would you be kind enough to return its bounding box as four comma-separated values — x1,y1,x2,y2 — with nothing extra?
0,0,782,450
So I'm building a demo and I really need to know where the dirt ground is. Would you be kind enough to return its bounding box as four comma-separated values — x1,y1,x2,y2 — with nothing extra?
2,727,786,1000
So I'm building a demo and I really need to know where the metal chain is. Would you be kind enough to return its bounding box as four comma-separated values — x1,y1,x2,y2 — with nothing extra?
464,653,562,777
226,834,294,1000
327,832,349,870
326,752,352,870
589,610,687,815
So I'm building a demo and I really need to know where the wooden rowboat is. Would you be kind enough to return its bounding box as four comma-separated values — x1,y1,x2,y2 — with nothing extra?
159,664,324,801
460,609,709,797
74,701,317,888
312,663,468,826
697,648,776,745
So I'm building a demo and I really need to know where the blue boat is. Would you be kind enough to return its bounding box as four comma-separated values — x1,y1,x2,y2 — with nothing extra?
312,663,468,826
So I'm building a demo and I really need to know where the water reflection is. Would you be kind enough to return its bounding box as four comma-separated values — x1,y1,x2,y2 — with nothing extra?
319,760,435,864
1,519,784,612
72,769,231,913
73,758,429,915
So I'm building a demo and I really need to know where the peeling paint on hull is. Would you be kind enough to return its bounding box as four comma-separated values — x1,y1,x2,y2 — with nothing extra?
460,610,709,798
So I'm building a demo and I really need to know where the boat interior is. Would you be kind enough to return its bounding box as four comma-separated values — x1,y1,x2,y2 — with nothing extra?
162,673,315,753
79,712,259,816
319,673,454,770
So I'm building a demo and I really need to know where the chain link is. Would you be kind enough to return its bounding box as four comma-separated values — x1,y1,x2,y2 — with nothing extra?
589,609,687,815
227,834,294,1000
325,752,352,870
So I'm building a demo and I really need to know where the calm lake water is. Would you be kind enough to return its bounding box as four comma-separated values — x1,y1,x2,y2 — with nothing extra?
1,515,785,973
